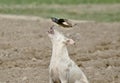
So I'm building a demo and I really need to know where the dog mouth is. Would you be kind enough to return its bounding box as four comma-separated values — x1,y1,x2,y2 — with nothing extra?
48,26,54,34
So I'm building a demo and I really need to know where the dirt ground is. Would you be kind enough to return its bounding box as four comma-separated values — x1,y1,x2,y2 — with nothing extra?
0,14,120,83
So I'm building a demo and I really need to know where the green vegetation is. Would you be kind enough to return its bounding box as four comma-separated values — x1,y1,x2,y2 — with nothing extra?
0,0,120,5
0,0,120,22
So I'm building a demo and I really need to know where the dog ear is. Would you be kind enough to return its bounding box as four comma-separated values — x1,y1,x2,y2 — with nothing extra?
64,38,75,45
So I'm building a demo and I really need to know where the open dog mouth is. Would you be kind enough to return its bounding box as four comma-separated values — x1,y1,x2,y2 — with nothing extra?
48,26,54,34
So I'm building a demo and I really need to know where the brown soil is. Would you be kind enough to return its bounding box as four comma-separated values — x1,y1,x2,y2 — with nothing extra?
0,14,120,83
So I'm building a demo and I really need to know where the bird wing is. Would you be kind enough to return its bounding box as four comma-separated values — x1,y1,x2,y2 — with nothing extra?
62,19,72,27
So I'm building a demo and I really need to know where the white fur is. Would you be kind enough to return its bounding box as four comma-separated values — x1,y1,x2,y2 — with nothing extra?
48,27,89,83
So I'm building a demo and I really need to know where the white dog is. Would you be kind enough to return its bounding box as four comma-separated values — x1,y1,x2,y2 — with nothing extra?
48,26,89,83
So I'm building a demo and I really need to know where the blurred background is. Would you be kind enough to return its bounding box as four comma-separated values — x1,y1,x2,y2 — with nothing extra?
0,0,120,22
0,0,120,83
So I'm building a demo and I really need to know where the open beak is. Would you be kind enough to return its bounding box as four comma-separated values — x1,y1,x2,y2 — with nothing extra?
48,26,54,34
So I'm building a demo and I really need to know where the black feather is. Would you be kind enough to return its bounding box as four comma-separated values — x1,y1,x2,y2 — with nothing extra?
51,17,72,28
51,17,59,23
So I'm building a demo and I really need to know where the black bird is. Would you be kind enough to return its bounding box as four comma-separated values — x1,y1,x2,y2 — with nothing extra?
51,17,72,28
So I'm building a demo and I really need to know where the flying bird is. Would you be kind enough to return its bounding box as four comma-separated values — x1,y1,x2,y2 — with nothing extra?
51,17,73,28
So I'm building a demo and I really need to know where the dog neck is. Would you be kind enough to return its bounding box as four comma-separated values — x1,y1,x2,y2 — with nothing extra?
51,43,70,61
